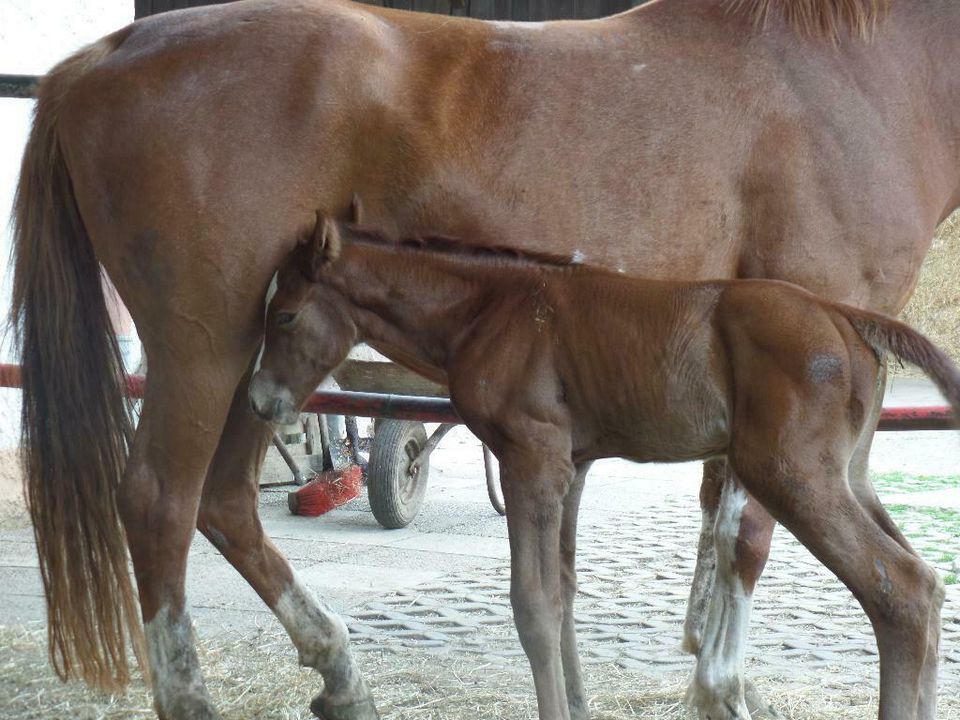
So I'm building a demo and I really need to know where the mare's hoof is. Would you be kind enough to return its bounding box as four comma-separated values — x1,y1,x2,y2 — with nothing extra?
744,680,781,718
685,678,751,720
156,697,223,720
310,694,380,720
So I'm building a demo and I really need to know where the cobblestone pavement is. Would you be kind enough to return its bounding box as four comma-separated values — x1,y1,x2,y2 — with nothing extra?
346,493,960,691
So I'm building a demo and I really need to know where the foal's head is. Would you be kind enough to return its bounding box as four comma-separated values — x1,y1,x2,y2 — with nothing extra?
249,214,356,425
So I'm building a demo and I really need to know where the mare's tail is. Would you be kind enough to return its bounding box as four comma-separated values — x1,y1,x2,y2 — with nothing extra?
8,30,145,690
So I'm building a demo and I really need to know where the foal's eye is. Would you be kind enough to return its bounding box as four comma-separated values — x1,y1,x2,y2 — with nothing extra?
276,311,297,326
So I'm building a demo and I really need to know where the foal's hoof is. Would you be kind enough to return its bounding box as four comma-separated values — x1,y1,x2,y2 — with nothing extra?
310,694,380,720
744,681,781,718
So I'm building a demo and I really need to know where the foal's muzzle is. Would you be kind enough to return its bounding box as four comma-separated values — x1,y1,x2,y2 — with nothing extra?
248,373,299,425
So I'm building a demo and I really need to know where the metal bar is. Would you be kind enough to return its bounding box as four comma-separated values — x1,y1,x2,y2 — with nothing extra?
876,405,956,432
0,74,39,99
271,431,309,485
0,364,461,423
303,389,460,422
0,364,954,430
410,422,457,472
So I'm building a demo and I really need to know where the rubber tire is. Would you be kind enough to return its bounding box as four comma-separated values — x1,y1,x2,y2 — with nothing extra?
368,420,429,529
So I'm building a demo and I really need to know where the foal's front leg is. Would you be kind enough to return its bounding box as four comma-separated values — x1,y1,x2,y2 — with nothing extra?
560,462,591,720
500,446,576,720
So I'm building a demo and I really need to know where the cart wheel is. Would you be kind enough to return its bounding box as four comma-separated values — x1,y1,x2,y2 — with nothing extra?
483,444,506,516
368,420,429,529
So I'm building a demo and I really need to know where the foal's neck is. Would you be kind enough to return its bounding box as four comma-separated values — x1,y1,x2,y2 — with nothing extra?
328,242,528,372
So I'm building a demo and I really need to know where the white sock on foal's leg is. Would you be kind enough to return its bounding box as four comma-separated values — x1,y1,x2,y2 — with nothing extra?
688,482,753,720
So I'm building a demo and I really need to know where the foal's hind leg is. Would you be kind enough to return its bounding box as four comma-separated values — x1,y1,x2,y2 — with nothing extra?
846,361,913,553
198,368,377,720
119,351,251,720
559,462,591,720
844,360,940,717
685,364,893,719
731,446,944,720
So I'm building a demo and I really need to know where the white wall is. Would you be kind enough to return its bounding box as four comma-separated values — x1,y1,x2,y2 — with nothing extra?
0,0,133,448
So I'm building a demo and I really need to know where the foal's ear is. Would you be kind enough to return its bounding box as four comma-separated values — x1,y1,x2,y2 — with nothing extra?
301,212,342,281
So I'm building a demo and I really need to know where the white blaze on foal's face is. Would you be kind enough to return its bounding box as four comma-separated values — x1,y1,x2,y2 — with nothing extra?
254,270,280,374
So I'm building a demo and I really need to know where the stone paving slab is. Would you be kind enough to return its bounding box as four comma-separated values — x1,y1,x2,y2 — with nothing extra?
344,494,960,690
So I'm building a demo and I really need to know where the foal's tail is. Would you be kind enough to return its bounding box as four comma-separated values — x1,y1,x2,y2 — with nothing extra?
840,305,960,423
8,31,144,691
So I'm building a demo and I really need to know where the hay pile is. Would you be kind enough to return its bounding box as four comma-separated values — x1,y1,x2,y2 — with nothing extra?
2,622,958,719
899,211,960,371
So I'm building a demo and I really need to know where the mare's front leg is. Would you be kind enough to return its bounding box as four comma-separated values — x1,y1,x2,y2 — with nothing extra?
497,436,576,720
560,462,592,720
197,366,377,720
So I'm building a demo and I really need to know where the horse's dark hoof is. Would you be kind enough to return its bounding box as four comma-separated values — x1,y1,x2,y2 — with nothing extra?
310,694,380,720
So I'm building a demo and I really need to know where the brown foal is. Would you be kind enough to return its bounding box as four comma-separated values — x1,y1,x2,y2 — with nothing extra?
11,1,960,718
251,218,959,720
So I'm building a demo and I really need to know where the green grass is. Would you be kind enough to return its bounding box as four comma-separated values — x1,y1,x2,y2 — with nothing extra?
870,471,959,495
879,503,960,584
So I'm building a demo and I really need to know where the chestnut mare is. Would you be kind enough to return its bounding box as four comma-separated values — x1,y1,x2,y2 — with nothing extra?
251,217,959,720
9,1,960,719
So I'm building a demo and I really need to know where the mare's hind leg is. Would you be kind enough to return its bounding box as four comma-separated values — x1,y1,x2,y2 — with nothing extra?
120,350,251,720
559,462,591,720
685,461,778,720
197,368,377,720
731,442,943,720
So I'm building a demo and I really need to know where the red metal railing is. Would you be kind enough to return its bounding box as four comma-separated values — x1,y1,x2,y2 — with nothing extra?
876,405,955,432
0,363,460,423
0,363,954,429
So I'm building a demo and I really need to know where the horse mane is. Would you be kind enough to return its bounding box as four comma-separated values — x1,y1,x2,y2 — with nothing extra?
726,0,889,41
340,223,577,269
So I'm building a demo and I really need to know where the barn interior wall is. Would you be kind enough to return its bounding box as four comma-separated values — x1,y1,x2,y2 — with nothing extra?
136,0,648,20
0,1,133,450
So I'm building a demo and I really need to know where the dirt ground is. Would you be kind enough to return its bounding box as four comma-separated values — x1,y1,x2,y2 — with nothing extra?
3,621,957,720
